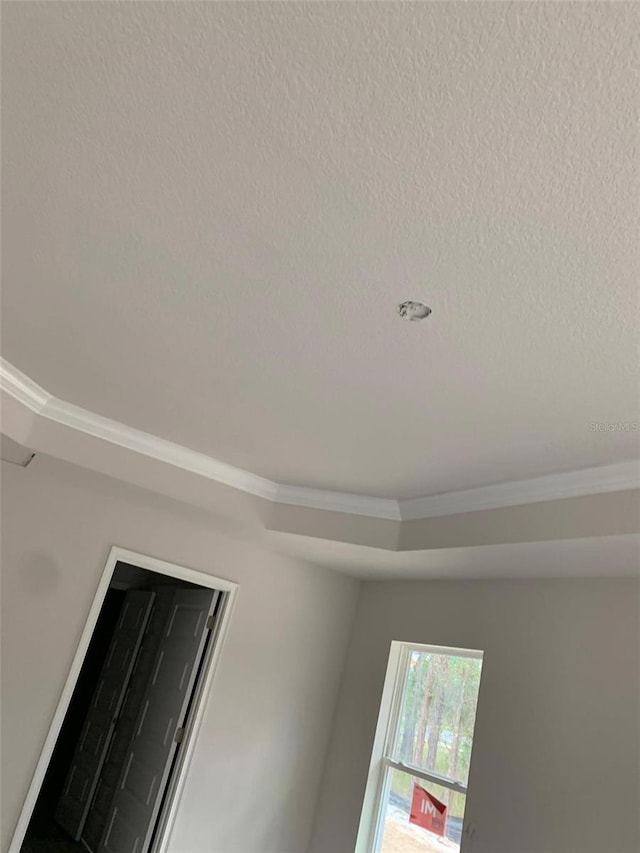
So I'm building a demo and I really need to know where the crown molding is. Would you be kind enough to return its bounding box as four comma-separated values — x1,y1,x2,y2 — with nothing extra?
44,393,399,518
0,359,51,413
43,396,280,501
0,357,277,500
1,357,638,522
398,461,640,521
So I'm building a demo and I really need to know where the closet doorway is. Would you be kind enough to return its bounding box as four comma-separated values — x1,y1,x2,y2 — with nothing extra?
11,547,238,853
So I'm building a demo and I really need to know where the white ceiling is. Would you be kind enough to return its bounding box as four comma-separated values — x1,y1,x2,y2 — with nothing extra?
2,2,639,500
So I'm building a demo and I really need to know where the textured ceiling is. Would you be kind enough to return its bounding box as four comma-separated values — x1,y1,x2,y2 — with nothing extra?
2,2,639,499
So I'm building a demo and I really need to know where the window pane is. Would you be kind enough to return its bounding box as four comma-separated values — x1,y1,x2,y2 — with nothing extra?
392,651,482,785
379,768,464,853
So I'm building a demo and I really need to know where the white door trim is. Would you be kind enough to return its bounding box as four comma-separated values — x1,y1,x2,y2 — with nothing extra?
8,545,239,853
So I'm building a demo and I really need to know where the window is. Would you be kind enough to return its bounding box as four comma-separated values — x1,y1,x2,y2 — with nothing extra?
356,643,483,853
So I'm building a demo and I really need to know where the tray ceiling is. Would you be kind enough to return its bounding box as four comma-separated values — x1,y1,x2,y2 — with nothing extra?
2,2,639,502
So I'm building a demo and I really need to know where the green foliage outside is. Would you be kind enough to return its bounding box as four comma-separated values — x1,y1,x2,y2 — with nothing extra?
390,652,482,820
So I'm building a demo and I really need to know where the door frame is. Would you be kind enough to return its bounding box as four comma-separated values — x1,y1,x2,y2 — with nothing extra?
8,546,239,853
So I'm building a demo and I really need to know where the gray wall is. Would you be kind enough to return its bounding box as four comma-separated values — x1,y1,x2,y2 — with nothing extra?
4,453,639,853
310,577,640,853
0,456,359,853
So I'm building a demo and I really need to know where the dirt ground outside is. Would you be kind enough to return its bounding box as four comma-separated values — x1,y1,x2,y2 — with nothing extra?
380,808,460,853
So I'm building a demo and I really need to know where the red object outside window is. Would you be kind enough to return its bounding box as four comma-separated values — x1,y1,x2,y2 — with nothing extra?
409,783,447,836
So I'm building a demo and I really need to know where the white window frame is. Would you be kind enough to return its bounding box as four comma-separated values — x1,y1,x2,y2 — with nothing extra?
355,641,483,853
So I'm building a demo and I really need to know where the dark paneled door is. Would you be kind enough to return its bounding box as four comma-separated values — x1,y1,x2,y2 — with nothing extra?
55,590,155,840
98,588,217,853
